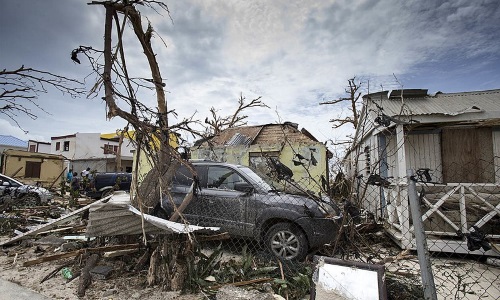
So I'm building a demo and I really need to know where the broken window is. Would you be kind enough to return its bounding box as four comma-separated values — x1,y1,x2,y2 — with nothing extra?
207,166,246,190
55,142,60,151
249,151,279,176
103,144,114,154
29,145,36,152
63,141,70,151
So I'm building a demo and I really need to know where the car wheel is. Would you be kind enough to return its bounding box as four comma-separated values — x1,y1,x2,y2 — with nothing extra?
19,193,41,207
265,222,308,261
101,189,114,199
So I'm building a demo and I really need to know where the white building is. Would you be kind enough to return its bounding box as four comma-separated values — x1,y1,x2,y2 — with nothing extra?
344,89,500,256
28,140,51,153
51,132,135,174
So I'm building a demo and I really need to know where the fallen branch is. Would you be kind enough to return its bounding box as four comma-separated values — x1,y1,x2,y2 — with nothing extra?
78,253,99,297
40,262,72,284
133,248,151,272
23,243,140,267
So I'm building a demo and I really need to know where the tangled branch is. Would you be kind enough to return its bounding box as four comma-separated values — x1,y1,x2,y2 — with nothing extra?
0,65,84,131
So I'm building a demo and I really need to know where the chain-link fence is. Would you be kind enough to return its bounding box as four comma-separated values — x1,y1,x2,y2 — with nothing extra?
377,165,500,300
170,148,500,299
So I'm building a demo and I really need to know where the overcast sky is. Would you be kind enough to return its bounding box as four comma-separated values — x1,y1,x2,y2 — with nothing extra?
1,0,499,148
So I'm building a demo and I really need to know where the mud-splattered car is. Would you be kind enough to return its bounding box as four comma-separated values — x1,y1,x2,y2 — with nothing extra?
157,161,341,260
0,173,53,206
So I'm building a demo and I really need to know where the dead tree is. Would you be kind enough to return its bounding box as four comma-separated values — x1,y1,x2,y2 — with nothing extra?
74,0,200,289
205,93,269,135
0,66,83,132
320,77,363,145
77,1,198,214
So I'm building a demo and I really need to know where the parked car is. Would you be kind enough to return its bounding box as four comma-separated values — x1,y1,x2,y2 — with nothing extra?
85,172,132,199
157,161,341,260
0,173,53,206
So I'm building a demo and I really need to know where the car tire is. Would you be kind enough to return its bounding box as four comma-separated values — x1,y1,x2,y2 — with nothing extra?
101,189,114,199
19,193,41,207
264,222,308,261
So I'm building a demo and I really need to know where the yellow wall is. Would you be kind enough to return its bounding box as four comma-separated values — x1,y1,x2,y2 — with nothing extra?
2,150,65,185
132,132,180,187
191,141,329,194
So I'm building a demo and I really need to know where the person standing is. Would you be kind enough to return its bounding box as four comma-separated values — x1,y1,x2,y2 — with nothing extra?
81,167,90,178
66,169,73,183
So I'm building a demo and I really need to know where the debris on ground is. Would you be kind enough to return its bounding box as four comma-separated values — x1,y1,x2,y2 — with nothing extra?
5,186,495,300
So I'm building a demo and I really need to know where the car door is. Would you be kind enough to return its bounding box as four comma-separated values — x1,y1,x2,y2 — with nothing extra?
166,165,207,225
198,166,252,236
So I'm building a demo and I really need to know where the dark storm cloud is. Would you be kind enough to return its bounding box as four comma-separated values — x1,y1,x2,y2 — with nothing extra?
1,0,499,144
156,2,228,84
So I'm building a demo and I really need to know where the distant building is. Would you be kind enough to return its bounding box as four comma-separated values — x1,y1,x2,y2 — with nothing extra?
1,149,65,185
50,132,135,174
0,135,28,153
28,140,51,153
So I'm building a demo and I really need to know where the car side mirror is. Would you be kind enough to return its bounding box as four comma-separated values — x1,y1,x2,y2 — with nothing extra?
234,182,254,194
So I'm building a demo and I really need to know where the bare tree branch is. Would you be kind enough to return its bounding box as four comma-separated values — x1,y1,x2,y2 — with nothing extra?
0,66,84,131
319,77,363,145
205,93,269,135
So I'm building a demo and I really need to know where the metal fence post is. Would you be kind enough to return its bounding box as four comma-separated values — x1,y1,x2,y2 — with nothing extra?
407,169,437,300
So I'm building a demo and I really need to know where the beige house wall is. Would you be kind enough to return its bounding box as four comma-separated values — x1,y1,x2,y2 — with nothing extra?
1,149,65,185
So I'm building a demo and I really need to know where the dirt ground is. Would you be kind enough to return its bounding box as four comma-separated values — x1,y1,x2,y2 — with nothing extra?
0,241,205,300
1,193,499,300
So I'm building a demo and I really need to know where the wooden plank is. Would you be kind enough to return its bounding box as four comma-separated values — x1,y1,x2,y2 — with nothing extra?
23,250,82,267
421,184,461,222
421,197,459,232
470,202,500,230
22,243,140,267
467,186,500,215
103,248,138,258
459,186,467,234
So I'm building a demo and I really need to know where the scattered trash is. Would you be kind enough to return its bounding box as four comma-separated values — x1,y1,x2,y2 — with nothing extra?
61,267,73,280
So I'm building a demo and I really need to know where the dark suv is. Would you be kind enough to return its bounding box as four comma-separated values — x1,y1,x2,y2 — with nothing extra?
85,173,132,199
158,161,341,260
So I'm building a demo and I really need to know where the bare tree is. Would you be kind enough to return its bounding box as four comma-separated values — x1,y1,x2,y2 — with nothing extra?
204,93,269,135
73,0,202,289
0,66,83,131
320,77,363,133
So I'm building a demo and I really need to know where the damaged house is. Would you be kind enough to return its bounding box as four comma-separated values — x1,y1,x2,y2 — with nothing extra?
344,88,500,255
191,122,332,194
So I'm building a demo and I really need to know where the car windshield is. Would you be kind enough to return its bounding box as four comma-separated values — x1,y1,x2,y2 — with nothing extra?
237,166,273,191
0,174,22,187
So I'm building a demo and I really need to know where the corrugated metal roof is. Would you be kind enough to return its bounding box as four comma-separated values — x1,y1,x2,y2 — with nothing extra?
86,192,219,237
367,89,500,117
0,135,28,147
206,125,264,146
225,133,253,146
